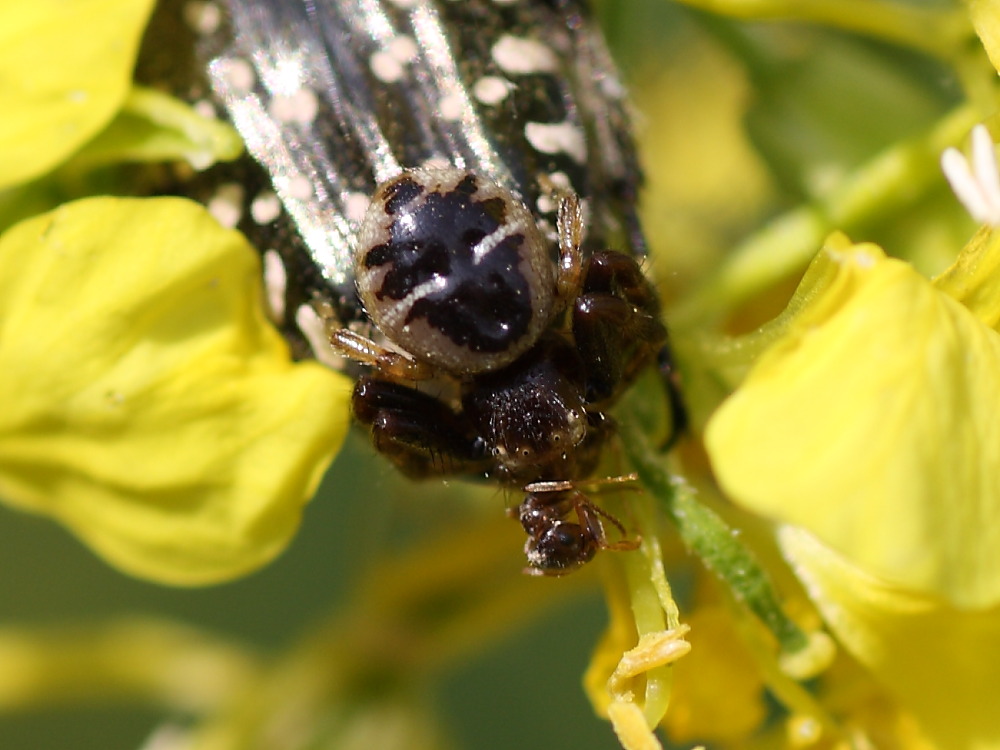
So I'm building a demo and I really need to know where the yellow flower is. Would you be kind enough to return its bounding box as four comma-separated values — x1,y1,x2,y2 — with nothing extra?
706,232,1000,609
0,197,351,584
781,526,1000,750
705,228,1000,747
969,0,1000,74
660,605,766,746
0,2,351,585
0,0,156,188
583,497,694,750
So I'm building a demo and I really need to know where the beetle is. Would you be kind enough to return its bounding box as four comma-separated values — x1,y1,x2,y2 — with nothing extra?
155,0,684,574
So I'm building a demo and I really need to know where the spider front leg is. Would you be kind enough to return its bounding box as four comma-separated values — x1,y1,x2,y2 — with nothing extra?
554,192,586,312
352,376,490,479
324,299,491,478
329,328,437,381
553,192,669,403
573,251,688,445
553,195,687,442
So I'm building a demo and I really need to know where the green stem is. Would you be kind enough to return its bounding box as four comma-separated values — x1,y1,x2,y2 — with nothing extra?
731,606,844,741
620,498,684,726
673,103,980,328
617,407,808,656
0,618,260,713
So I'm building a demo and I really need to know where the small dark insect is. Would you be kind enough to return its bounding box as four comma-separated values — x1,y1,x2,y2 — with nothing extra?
151,0,684,574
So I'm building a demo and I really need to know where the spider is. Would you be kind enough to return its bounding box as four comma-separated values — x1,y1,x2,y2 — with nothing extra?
328,167,682,575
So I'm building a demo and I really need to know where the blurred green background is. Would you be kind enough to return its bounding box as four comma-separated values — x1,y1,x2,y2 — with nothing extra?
0,431,613,749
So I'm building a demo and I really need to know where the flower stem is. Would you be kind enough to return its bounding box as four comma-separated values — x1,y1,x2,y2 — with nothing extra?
617,404,809,657
0,618,260,713
673,103,980,328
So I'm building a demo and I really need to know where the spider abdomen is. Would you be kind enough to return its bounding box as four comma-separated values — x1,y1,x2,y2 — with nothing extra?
356,168,556,374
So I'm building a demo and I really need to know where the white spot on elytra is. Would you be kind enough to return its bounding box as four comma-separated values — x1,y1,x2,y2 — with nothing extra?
473,76,512,106
188,152,214,172
525,121,586,164
262,250,287,322
548,171,571,190
285,174,314,201
387,0,418,7
193,99,216,119
537,194,556,214
370,35,418,83
218,57,255,94
295,305,344,369
268,88,319,124
269,58,308,95
183,1,221,35
389,35,418,63
439,91,464,121
207,183,244,228
491,35,557,75
371,50,404,83
345,192,370,224
250,191,281,225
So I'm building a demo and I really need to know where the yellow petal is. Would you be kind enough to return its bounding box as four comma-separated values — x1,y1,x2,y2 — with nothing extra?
969,0,1000,75
705,234,1000,609
661,607,766,745
0,0,155,188
0,197,351,585
781,526,1000,750
933,226,1000,330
